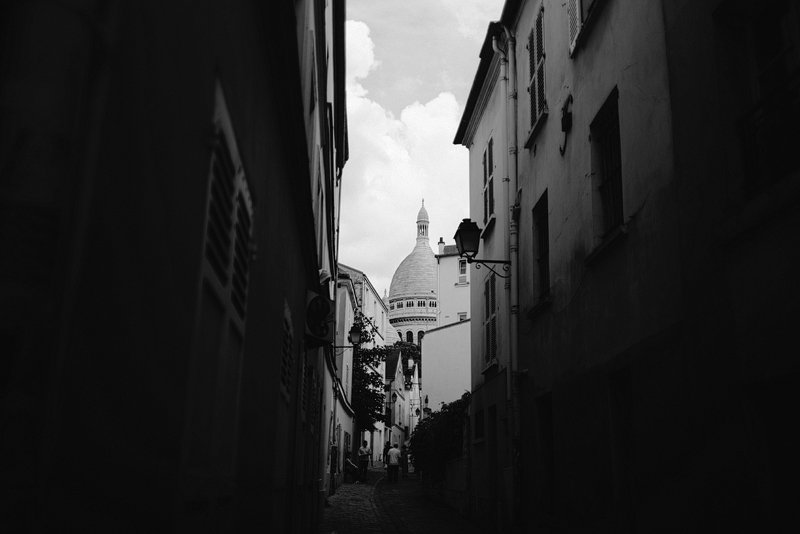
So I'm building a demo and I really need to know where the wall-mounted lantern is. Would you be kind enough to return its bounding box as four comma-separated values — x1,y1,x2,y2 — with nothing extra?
453,218,511,278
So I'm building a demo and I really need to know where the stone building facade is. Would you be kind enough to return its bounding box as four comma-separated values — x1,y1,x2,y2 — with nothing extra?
454,0,800,531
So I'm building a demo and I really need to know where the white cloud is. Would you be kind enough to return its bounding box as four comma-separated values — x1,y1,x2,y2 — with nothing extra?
340,21,470,296
346,20,380,97
440,0,504,41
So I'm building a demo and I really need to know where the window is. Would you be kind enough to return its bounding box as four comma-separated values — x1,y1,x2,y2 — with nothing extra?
458,259,467,284
186,82,254,477
567,0,603,56
406,331,413,343
483,138,495,224
418,331,424,344
483,273,498,362
474,408,485,440
458,312,468,322
390,303,395,310
528,5,547,130
724,0,800,194
417,300,425,307
397,301,403,309
591,87,623,238
429,300,437,308
406,300,414,308
532,191,551,301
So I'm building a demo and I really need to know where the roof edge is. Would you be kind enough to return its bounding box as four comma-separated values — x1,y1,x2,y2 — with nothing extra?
453,0,524,146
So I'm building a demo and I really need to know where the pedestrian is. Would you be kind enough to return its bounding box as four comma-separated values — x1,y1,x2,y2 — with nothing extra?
400,444,408,479
382,440,390,469
358,440,370,482
386,443,401,483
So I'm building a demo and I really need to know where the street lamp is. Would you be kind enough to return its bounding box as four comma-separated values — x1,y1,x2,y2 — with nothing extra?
453,218,511,278
332,323,361,349
347,324,361,345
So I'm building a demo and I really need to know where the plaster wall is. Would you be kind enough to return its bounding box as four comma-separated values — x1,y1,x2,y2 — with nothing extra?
466,57,510,390
436,253,470,326
420,320,471,411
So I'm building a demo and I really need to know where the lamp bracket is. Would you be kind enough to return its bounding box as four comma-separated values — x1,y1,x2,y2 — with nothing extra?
467,257,511,278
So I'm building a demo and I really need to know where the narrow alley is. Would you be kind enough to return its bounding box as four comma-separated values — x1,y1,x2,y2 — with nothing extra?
320,466,482,534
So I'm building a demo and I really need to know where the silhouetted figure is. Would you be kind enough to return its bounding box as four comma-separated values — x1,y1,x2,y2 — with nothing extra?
358,440,370,482
386,443,401,483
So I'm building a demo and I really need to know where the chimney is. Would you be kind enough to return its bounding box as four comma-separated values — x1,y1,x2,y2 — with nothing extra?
438,237,445,255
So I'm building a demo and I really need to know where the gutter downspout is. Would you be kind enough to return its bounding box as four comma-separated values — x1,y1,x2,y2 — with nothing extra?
497,23,522,529
491,32,512,403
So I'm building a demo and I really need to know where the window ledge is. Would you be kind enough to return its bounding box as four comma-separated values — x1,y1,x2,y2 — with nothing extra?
480,215,496,238
524,110,549,150
454,282,470,287
481,357,499,375
526,293,553,321
585,224,628,266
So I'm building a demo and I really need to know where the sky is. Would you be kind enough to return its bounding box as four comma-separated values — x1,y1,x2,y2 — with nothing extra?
339,0,506,298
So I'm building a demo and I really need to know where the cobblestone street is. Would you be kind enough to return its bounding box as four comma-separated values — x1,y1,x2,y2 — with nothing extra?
320,466,482,534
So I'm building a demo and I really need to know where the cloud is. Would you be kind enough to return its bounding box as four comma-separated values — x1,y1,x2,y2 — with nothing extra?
440,0,503,41
340,21,470,296
346,20,380,97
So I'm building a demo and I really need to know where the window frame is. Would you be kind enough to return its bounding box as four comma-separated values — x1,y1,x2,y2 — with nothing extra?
483,273,498,363
483,138,495,224
528,5,547,138
532,191,551,303
591,87,624,238
567,0,605,57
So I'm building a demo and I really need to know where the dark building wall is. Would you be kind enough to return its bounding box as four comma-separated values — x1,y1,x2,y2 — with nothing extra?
1,1,330,532
512,0,800,531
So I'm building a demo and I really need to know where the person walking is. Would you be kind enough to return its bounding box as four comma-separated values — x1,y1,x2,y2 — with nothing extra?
400,445,409,479
357,440,370,482
382,441,390,469
386,443,401,483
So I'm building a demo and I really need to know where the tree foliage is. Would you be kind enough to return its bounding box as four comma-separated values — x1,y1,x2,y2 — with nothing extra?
409,391,470,481
349,312,388,432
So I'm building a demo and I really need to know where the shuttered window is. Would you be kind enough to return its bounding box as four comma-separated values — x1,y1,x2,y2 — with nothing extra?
185,82,255,480
483,138,494,225
528,6,547,128
591,87,623,236
483,273,497,362
567,0,601,56
532,191,550,301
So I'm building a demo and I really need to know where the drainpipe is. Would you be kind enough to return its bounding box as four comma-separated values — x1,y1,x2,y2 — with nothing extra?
502,22,520,441
491,32,512,402
496,23,522,529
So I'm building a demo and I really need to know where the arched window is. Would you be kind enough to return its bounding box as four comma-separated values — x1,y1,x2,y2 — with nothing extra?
406,331,413,343
417,300,425,307
418,331,425,344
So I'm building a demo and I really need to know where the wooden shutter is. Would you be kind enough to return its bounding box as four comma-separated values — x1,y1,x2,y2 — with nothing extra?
528,29,537,126
488,138,494,217
535,8,546,118
483,150,488,224
567,0,581,55
185,81,254,481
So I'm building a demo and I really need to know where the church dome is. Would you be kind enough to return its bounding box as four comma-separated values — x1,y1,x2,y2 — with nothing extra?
389,200,436,300
389,240,437,300
388,200,438,345
417,202,429,223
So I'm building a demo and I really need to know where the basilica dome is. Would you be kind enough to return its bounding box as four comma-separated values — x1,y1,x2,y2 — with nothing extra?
388,201,438,344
